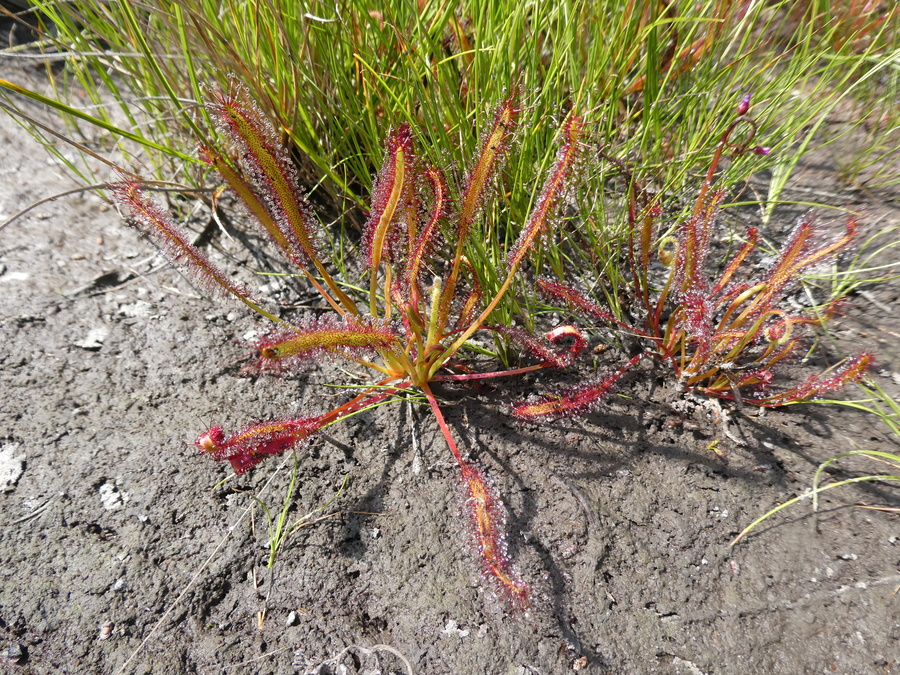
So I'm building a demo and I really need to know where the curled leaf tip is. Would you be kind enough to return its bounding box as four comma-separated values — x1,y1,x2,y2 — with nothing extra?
196,416,327,474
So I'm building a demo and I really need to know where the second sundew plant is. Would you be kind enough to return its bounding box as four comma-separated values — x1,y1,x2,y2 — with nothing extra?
114,81,589,607
514,96,874,422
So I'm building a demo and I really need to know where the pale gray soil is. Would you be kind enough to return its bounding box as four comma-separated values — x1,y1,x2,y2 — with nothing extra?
1,50,898,675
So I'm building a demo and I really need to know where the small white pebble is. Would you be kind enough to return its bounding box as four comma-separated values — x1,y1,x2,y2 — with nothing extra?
0,444,25,493
99,482,128,510
441,619,469,638
75,326,109,350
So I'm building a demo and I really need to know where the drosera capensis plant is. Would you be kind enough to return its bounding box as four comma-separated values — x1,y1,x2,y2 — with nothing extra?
513,95,874,422
114,80,589,607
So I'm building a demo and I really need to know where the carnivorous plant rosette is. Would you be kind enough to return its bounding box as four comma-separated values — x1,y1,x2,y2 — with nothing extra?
114,80,589,606
514,95,872,421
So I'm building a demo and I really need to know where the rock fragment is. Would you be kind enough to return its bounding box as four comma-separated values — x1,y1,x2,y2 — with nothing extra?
0,443,24,492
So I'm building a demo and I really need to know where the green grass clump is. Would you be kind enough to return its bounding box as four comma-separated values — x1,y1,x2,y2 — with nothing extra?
1,1,898,302
731,447,900,547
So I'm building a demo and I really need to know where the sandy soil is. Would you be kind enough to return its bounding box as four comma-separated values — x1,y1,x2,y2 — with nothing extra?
1,51,898,675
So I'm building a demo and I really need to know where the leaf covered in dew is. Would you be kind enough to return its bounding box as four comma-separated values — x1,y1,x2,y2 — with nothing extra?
711,227,759,295
401,166,447,297
197,416,328,474
459,460,529,608
364,124,415,271
112,181,252,303
505,115,586,273
206,79,322,268
512,354,644,420
678,290,714,361
252,315,398,372
672,188,726,297
536,277,623,327
456,93,521,242
749,353,875,408
754,216,858,310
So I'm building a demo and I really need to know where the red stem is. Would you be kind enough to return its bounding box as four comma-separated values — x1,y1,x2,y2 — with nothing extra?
432,364,546,382
420,382,464,463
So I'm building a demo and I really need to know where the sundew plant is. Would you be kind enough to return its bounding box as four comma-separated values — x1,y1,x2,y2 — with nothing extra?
514,96,873,422
1,0,894,611
115,81,589,606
